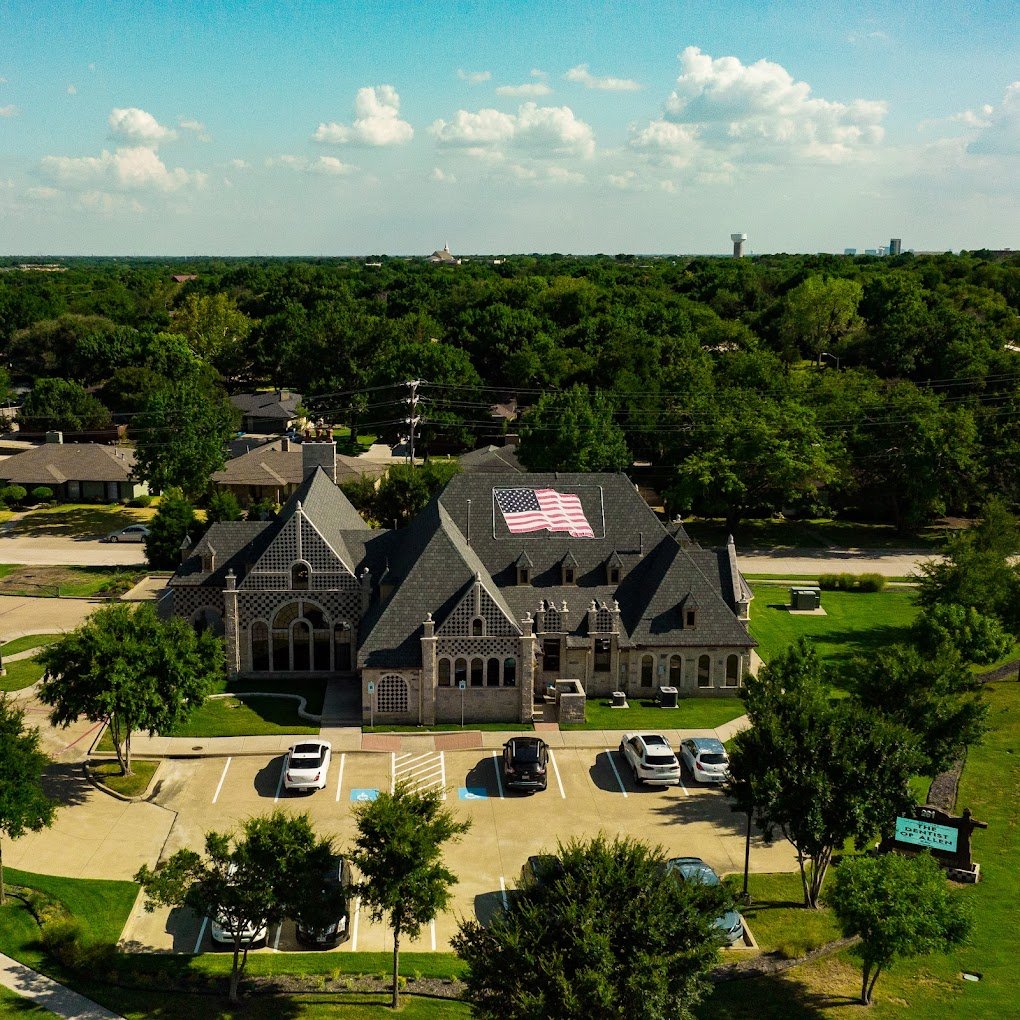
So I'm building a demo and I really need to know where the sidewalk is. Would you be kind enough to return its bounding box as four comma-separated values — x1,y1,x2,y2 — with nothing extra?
121,716,751,758
0,952,124,1019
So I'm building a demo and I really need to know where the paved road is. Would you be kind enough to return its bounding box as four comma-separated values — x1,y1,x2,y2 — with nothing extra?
737,547,939,578
0,594,103,642
0,532,146,566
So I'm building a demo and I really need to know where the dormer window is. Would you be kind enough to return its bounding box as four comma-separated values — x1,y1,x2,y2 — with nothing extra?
564,567,575,584
472,617,484,636
609,567,620,584
519,567,530,585
561,553,579,585
291,562,310,590
682,593,699,628
685,609,696,628
606,552,624,585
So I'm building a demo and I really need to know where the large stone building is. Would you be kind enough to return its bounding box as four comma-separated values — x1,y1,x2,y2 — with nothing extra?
168,448,755,725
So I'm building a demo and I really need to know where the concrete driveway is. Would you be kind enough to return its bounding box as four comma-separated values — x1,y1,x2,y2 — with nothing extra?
0,594,103,642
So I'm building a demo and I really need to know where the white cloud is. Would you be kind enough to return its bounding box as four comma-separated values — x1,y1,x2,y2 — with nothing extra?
108,107,177,144
496,82,552,98
40,146,203,192
564,64,641,92
268,154,356,176
88,63,96,72
26,186,60,200
431,102,595,158
228,158,249,170
432,167,456,183
630,47,886,167
312,85,413,146
66,84,77,95
0,104,18,117
967,82,1020,156
531,69,548,80
179,117,205,132
457,69,491,84
0,76,7,84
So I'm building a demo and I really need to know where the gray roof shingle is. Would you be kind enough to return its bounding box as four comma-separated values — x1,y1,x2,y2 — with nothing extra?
0,443,136,485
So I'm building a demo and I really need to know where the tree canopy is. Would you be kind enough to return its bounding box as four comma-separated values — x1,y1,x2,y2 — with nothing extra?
38,603,222,775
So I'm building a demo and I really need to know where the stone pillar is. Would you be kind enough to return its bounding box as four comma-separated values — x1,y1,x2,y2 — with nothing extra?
420,613,437,726
519,613,536,723
223,570,240,677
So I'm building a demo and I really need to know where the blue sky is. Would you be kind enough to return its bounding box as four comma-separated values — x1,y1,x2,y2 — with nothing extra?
1,0,1017,254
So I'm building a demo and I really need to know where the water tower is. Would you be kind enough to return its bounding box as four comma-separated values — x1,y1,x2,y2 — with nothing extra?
731,232,747,258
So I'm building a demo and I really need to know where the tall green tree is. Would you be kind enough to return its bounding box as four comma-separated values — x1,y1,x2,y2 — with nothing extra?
518,386,630,473
829,852,971,1005
779,275,863,360
144,487,200,569
454,835,725,1020
18,378,112,432
132,377,239,499
136,811,338,1002
0,696,57,903
852,645,988,774
171,292,253,382
38,603,222,775
349,783,470,1008
730,641,922,907
373,461,460,528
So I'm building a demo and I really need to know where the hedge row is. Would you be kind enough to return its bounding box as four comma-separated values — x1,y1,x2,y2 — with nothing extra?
817,572,886,592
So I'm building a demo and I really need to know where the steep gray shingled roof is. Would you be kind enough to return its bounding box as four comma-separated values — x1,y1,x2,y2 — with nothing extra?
0,443,136,485
229,390,302,420
457,444,524,474
213,440,386,487
171,522,272,587
357,499,519,668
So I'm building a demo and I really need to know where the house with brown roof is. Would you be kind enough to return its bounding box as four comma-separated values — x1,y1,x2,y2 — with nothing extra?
229,390,304,435
212,438,386,506
0,441,145,501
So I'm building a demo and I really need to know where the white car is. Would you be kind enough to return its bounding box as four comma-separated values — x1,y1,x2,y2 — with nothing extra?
618,733,682,786
283,740,332,792
209,864,269,945
102,524,150,543
679,737,730,784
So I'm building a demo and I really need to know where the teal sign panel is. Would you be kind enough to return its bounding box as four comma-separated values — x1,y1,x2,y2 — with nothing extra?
894,816,959,853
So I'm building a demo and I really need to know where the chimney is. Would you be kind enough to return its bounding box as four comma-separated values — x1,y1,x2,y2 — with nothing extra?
301,438,336,482
504,433,520,447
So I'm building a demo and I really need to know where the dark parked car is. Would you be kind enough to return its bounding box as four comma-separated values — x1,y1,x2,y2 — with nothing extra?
519,854,565,891
665,856,744,945
502,736,549,792
295,855,353,948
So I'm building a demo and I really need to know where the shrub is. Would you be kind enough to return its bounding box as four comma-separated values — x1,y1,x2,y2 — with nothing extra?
128,493,152,508
818,572,885,592
30,486,54,502
857,573,886,592
0,484,27,505
40,916,84,966
913,603,1013,664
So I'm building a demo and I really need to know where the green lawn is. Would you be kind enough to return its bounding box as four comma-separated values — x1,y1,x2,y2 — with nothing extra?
748,586,918,667
0,657,45,692
0,633,63,656
365,723,534,733
562,697,746,731
8,503,155,540
682,517,946,551
89,759,159,797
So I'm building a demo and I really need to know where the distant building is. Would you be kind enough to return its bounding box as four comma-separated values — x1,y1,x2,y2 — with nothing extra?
730,232,747,258
844,248,857,256
229,390,303,435
0,440,145,502
865,248,878,256
428,243,461,265
172,274,198,283
889,238,902,256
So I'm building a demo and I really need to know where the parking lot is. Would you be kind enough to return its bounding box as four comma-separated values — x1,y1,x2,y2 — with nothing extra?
120,744,796,955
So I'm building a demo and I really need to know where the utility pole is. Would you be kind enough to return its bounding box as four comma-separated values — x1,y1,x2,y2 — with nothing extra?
406,379,422,464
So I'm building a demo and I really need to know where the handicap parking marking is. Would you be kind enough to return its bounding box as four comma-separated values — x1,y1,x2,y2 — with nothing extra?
491,751,504,799
350,788,380,802
335,753,346,802
392,750,447,799
547,749,566,799
605,749,628,797
458,787,488,800
212,758,231,805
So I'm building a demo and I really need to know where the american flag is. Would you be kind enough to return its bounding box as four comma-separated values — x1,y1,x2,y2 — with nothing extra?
495,488,595,539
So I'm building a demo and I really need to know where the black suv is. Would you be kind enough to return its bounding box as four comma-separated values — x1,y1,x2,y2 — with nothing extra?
502,736,549,792
295,856,353,948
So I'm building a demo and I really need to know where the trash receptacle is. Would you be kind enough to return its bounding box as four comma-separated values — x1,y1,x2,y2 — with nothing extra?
658,686,679,708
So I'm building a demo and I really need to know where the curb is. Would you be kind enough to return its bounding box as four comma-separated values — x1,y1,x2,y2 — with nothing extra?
82,758,165,802
207,690,322,722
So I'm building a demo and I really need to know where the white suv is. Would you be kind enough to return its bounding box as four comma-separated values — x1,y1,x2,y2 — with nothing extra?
618,733,682,786
679,737,730,784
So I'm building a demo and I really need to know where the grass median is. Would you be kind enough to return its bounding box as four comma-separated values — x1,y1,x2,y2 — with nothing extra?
562,697,746,731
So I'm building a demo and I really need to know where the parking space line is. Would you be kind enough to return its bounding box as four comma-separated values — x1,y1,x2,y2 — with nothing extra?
350,897,360,951
335,753,346,802
398,759,444,781
212,758,231,804
429,919,436,950
390,752,396,794
272,923,283,950
678,776,689,796
395,751,434,767
273,759,286,803
605,750,628,797
499,876,508,910
491,751,504,799
192,916,208,955
547,749,566,799
439,751,447,800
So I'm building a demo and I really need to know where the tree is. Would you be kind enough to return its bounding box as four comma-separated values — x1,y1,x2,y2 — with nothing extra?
518,386,630,472
455,834,725,1020
0,697,56,903
912,603,1012,665
132,377,239,499
373,461,460,528
779,275,863,360
349,783,470,1008
171,292,253,382
829,852,971,1005
17,377,112,433
729,641,922,907
144,487,200,569
135,811,337,1002
38,603,222,776
852,645,988,774
205,489,244,524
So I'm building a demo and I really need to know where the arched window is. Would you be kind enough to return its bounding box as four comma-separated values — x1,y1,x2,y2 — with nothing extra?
377,674,408,713
438,658,452,687
274,603,300,629
640,655,654,687
470,657,484,687
503,657,517,687
291,562,310,590
725,654,740,687
292,620,312,671
250,622,269,671
697,654,711,688
454,658,467,688
669,655,682,686
472,617,484,636
486,657,500,687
